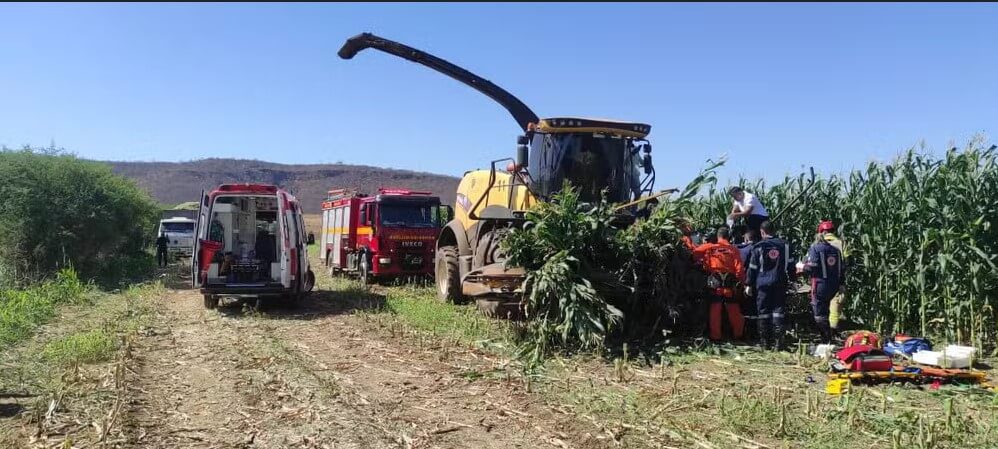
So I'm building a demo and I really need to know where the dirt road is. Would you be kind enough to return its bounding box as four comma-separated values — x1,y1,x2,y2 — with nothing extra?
118,279,595,448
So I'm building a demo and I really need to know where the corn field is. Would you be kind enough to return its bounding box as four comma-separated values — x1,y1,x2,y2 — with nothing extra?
690,142,998,345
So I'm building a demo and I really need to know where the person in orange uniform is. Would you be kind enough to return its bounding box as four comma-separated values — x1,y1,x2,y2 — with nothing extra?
693,228,747,341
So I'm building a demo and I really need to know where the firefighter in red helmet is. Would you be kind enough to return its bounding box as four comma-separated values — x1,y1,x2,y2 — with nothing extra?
799,220,846,343
817,220,848,334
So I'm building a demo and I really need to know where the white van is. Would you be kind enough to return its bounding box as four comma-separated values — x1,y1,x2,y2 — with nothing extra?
191,184,314,309
157,216,196,259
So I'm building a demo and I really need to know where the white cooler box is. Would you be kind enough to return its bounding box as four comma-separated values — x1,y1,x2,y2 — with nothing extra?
912,345,978,369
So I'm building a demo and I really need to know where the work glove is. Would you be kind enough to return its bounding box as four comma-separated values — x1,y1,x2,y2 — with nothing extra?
744,286,753,297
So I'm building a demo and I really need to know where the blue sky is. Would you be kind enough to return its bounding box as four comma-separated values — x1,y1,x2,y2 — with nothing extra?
1,3,995,187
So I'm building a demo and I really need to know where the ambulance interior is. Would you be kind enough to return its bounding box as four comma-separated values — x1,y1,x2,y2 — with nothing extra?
205,195,284,285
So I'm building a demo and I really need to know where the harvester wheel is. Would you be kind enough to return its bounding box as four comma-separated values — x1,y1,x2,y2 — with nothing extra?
203,294,218,310
435,246,463,303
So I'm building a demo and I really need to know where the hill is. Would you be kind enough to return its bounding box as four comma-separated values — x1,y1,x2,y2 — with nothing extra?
104,158,460,213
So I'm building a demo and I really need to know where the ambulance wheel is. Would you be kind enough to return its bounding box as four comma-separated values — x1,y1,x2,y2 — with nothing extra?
359,257,371,285
203,294,218,310
435,246,463,303
303,270,315,293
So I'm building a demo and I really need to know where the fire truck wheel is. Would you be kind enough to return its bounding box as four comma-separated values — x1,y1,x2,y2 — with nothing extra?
203,294,218,310
435,246,463,303
359,256,371,285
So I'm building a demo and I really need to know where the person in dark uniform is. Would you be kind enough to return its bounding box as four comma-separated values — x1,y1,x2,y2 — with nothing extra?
745,221,794,350
734,226,759,338
156,231,170,267
799,222,846,343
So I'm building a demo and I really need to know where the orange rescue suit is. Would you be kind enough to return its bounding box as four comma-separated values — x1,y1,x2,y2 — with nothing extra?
693,238,746,340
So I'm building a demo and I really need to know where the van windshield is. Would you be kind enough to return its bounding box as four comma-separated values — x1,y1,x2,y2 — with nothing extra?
162,222,195,233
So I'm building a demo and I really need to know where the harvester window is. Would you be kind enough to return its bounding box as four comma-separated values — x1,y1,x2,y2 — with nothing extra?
528,133,642,204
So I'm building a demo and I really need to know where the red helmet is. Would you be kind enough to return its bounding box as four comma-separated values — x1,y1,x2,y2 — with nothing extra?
817,220,835,233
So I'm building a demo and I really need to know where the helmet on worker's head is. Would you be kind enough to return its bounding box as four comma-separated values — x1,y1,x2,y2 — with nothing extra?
817,220,835,234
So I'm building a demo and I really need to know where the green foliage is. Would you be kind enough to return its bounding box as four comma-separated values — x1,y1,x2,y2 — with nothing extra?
0,147,160,286
505,141,998,357
504,160,727,361
381,285,513,346
0,269,88,348
688,142,998,344
41,328,116,365
503,185,625,361
616,159,725,334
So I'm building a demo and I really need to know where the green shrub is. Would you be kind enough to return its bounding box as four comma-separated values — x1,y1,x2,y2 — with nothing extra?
0,147,160,286
0,269,89,348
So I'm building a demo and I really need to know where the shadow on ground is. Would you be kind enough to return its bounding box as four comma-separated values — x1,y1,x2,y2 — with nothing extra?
0,402,25,419
214,286,387,321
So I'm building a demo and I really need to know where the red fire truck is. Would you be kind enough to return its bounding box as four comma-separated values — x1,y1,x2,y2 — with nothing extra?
320,188,450,283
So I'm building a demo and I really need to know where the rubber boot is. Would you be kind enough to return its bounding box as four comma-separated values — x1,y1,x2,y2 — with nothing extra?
815,317,833,344
772,318,786,351
757,320,772,350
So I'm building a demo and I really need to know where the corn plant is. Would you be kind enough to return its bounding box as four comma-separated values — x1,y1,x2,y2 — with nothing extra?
688,141,998,344
503,161,726,362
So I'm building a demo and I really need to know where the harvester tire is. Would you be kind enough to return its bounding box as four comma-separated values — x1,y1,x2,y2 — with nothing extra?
436,246,463,303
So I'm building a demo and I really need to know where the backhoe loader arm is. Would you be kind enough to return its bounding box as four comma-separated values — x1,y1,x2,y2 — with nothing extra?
338,32,539,132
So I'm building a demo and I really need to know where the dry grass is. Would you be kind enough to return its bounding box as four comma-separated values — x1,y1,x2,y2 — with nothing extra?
0,281,161,447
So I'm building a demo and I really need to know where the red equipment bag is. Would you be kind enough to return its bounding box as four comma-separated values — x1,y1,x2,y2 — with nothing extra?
198,239,223,281
844,330,881,348
836,344,893,372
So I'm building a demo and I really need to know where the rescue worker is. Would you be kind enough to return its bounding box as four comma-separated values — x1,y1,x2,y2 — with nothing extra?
738,228,759,265
693,228,746,341
745,221,793,350
156,231,170,267
818,220,848,334
800,220,846,343
735,226,759,338
727,187,770,234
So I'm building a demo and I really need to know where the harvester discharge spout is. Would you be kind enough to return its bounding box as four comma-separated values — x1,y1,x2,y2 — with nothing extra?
338,32,539,132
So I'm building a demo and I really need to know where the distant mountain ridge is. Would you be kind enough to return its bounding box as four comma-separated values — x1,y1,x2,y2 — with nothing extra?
104,158,460,214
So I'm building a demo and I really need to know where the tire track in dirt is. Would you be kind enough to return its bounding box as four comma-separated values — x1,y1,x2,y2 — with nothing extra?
120,285,603,449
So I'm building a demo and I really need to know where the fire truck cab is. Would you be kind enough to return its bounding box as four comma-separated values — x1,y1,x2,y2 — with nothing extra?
320,188,450,283
191,184,315,309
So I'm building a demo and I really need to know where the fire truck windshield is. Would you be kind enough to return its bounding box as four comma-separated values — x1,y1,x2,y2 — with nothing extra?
379,203,438,228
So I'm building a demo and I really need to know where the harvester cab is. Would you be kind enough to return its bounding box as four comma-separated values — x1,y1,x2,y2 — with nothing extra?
339,32,657,306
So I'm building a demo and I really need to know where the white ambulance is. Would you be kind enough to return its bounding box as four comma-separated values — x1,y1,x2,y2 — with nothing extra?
191,184,314,309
